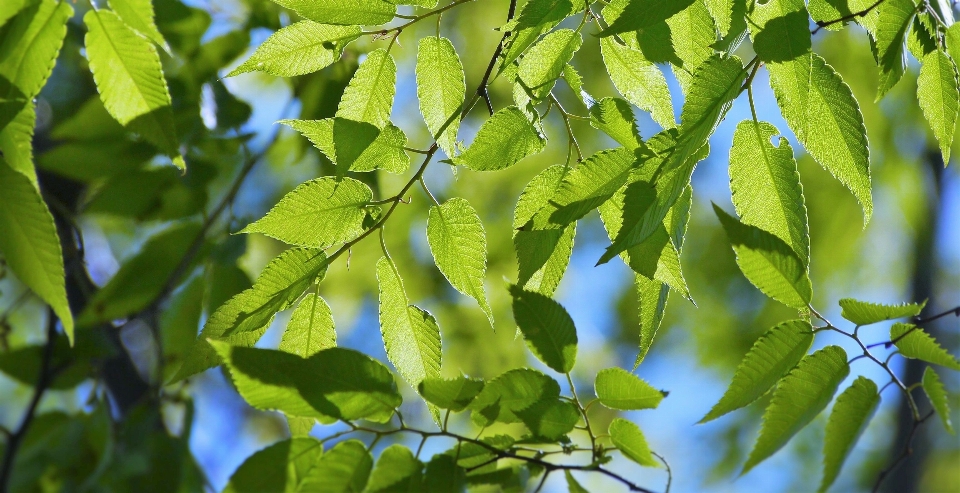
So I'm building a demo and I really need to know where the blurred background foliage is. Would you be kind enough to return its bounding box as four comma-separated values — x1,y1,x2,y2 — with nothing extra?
0,0,957,491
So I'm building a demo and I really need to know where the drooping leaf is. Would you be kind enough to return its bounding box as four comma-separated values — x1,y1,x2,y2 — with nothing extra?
452,106,546,172
600,0,696,37
108,0,169,51
280,293,336,358
819,377,880,493
918,49,960,163
269,0,395,26
743,346,850,474
366,445,424,493
704,0,735,35
838,298,925,325
427,198,493,325
701,320,814,423
874,0,915,100
589,98,642,148
600,36,675,129
416,36,465,157
213,344,402,422
83,10,182,168
173,249,329,381
0,158,73,342
418,376,485,412
509,285,578,373
665,0,718,90
609,418,660,467
226,22,359,77
890,323,960,370
634,275,669,369
299,440,373,492
0,0,30,28
376,256,442,393
77,222,202,327
767,53,872,222
595,367,664,410
565,471,590,493
713,205,813,309
729,120,809,265
0,0,72,101
337,48,396,129
518,29,582,102
598,55,745,264
240,177,377,248
527,147,640,230
922,367,954,434
515,399,580,440
223,438,323,493
513,165,576,296
469,368,560,426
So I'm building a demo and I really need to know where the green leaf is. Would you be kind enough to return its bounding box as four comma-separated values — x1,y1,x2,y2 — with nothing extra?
600,37,675,129
819,377,881,493
701,320,814,423
595,367,664,410
922,367,954,434
600,0,696,37
213,344,402,422
609,418,659,467
743,345,850,474
0,99,35,182
665,0,718,91
77,222,202,327
416,36,465,157
108,0,169,52
808,0,854,30
704,0,734,35
528,147,640,230
173,248,329,381
424,454,466,493
280,119,409,174
377,256,442,390
713,205,813,309
0,0,30,28
634,275,669,368
563,63,590,106
589,98,642,149
515,399,580,440
159,275,204,383
240,177,377,248
299,440,373,492
891,323,960,370
226,22,359,77
367,445,424,493
513,165,576,296
83,10,182,168
729,120,809,265
918,49,960,163
418,376,485,412
469,368,559,426
287,416,314,437
499,0,575,72
337,48,396,129
0,0,72,100
838,298,925,325
280,293,336,358
427,198,493,325
509,285,578,373
452,106,546,172
0,158,73,342
269,0,395,26
875,0,915,100
598,55,746,264
565,471,589,493
223,438,323,493
518,29,582,102
767,53,873,222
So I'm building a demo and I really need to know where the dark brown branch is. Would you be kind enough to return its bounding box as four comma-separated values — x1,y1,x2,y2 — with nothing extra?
872,410,935,493
812,0,886,33
914,305,960,325
475,0,518,115
0,311,58,492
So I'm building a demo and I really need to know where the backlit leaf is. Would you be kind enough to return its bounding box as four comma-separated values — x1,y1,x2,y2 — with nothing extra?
891,323,960,370
609,418,659,467
418,376,485,412
600,0,696,37
838,298,925,325
226,22,359,77
922,367,954,434
918,49,960,163
453,106,546,171
223,438,323,493
874,0,915,99
518,29,582,102
367,445,424,493
589,98,642,148
469,368,560,426
338,48,396,130
240,177,377,249
513,165,576,296
595,367,664,410
600,37,675,129
820,377,880,493
701,320,814,423
299,440,373,492
427,198,493,325
509,285,578,373
416,36,465,156
108,0,169,51
280,293,336,358
743,346,849,473
269,0,395,26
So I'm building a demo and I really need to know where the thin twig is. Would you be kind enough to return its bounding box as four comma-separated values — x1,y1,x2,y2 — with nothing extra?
813,0,886,33
872,410,935,493
914,305,960,325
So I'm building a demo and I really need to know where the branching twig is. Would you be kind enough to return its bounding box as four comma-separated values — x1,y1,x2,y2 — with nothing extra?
872,410,935,493
812,0,887,33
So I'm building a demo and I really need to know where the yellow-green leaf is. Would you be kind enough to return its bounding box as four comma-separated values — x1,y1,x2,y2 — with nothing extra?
595,367,664,410
819,377,880,492
891,323,960,370
922,367,954,434
427,198,493,325
918,49,960,164
416,36,465,157
609,418,660,467
280,293,336,358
